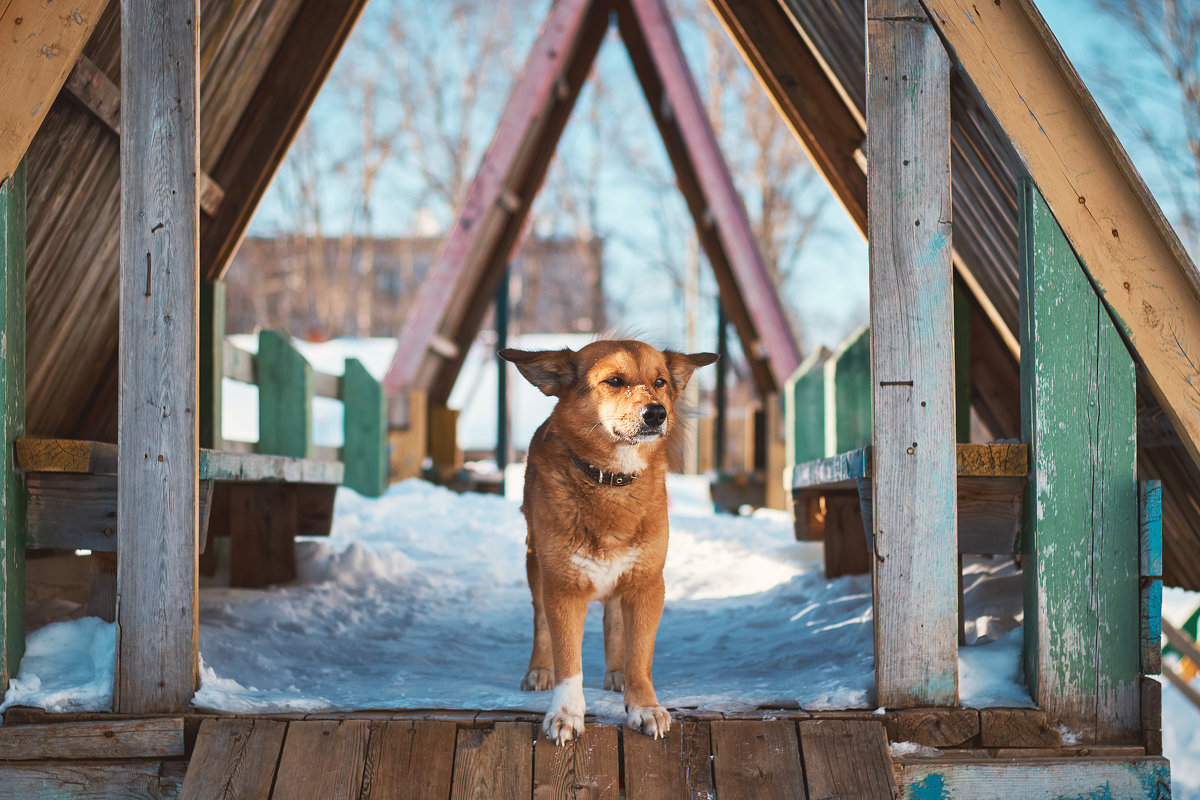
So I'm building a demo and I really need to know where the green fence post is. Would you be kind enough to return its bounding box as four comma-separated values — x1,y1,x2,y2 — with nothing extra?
258,330,313,458
825,326,871,456
343,358,387,497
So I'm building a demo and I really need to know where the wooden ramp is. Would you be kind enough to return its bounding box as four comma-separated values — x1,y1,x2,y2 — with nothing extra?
180,716,897,799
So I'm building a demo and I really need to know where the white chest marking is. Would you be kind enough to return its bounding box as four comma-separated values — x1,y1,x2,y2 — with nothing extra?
570,547,641,599
611,445,647,474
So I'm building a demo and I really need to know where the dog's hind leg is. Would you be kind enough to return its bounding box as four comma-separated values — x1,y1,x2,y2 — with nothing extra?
602,597,625,691
521,541,554,691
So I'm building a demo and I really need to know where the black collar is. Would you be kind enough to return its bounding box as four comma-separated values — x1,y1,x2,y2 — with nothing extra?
568,447,639,487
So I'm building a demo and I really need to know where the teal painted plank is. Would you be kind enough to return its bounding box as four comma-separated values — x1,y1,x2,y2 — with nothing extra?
257,330,313,458
1019,180,1140,742
0,159,25,690
784,347,830,467
824,326,870,456
791,447,869,489
342,358,387,497
1139,480,1163,578
199,280,225,449
897,757,1170,799
1142,579,1162,675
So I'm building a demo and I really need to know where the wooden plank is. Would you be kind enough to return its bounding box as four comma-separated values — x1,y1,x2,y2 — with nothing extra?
532,722,619,800
885,708,979,749
867,0,958,708
16,438,118,474
360,720,457,800
180,718,286,800
1142,579,1163,676
226,483,297,588
117,0,200,714
198,281,224,449
1141,677,1162,757
795,444,1027,489
343,358,387,498
923,0,1200,466
1019,181,1140,742
709,720,805,800
797,719,896,799
389,390,427,482
0,158,25,691
427,405,460,477
450,721,534,800
791,448,868,490
0,718,183,760
680,721,716,800
622,723,686,800
272,719,371,800
257,329,314,459
824,326,870,456
296,483,337,539
978,709,1061,749
895,757,1170,799
954,477,1023,555
0,760,183,799
200,0,370,281
822,492,870,578
0,0,111,181
223,342,257,386
198,450,343,484
1140,480,1163,578
785,347,830,467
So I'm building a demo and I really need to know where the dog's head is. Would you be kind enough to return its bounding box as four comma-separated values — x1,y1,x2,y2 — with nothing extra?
499,340,718,445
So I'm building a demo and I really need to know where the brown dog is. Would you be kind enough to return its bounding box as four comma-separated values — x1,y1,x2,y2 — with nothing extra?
500,340,717,744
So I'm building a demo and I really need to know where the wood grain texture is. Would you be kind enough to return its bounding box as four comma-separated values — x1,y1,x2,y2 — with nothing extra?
885,708,978,748
1141,677,1162,756
198,449,343,483
1019,181,1140,743
622,722,686,800
16,437,118,474
117,0,199,714
343,357,387,497
0,717,183,760
257,329,313,459
895,756,1170,800
0,760,183,800
180,718,286,800
922,0,1200,466
978,709,1061,749
0,160,25,689
784,347,830,467
797,719,896,799
710,720,805,800
822,492,871,578
867,2,958,708
532,723,619,800
360,720,457,800
679,720,716,800
825,326,871,456
272,720,370,800
450,722,534,800
226,483,297,588
0,0,111,180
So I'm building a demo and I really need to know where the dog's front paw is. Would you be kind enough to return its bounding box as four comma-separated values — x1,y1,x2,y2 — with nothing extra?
543,674,585,745
521,668,553,692
626,705,671,739
603,669,624,692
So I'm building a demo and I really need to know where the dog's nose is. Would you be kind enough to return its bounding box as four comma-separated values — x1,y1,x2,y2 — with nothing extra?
642,403,667,428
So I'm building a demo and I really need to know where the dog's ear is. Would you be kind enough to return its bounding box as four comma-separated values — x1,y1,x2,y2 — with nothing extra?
498,348,577,396
664,351,718,392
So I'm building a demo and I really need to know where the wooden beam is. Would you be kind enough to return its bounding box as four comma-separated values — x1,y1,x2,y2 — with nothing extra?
0,159,26,691
61,54,225,216
0,718,184,760
199,0,370,282
923,0,1200,466
0,0,111,181
619,0,801,394
117,0,200,713
867,0,958,707
383,0,609,398
1019,181,1140,743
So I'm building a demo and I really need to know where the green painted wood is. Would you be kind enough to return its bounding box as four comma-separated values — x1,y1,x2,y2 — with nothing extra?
896,757,1170,799
342,357,387,497
1140,480,1164,676
199,281,225,450
954,281,971,443
0,159,26,691
824,326,870,456
1019,179,1140,743
785,347,830,467
257,330,313,459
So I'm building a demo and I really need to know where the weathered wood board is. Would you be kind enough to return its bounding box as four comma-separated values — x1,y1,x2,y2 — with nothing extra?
0,159,25,690
117,0,200,714
1019,181,1140,742
272,719,370,800
710,720,806,800
532,722,619,800
866,0,958,708
360,719,457,800
0,760,185,799
0,718,183,760
798,719,897,798
450,722,534,800
181,718,286,800
896,757,1170,799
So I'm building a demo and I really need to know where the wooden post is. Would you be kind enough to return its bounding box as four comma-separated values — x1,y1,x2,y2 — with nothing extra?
118,0,200,712
199,281,225,450
258,330,313,459
953,281,971,443
867,1,958,707
342,358,386,497
1019,180,1139,742
825,327,871,456
0,159,26,691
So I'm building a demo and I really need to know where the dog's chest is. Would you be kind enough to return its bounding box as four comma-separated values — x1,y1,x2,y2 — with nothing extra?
569,545,641,599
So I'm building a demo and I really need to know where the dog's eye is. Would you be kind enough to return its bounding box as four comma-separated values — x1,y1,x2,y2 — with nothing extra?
654,378,667,388
604,376,624,388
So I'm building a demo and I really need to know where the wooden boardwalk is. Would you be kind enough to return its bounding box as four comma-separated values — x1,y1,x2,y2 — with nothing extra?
179,716,897,799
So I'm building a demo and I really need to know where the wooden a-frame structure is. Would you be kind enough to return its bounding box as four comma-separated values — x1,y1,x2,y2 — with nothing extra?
382,0,801,409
